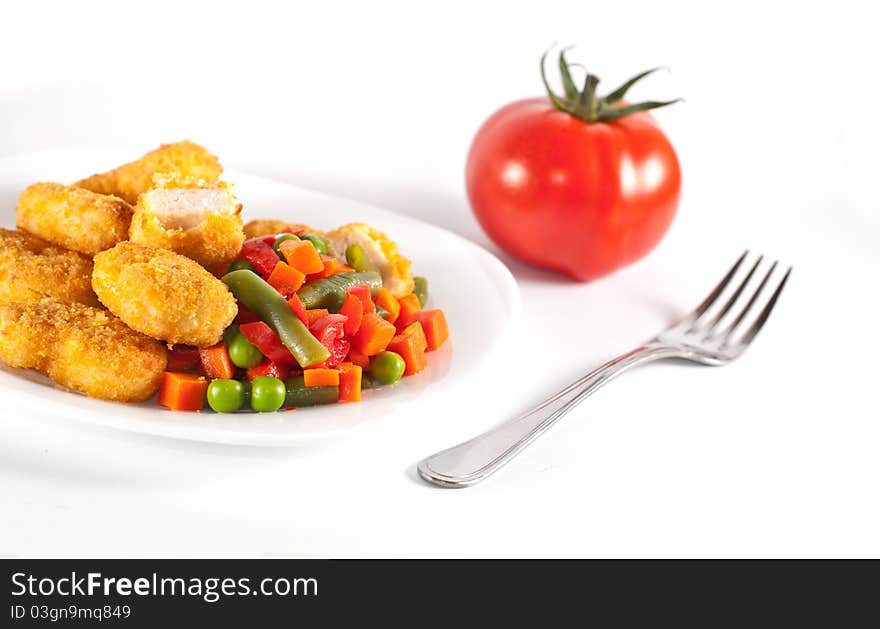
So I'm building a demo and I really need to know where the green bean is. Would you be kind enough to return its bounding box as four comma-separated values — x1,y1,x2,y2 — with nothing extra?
222,270,330,367
300,233,329,255
284,375,340,407
360,372,376,390
273,233,300,259
413,276,429,307
297,271,382,311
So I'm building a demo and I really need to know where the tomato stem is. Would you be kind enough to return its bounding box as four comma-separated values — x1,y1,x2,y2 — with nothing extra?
540,46,681,123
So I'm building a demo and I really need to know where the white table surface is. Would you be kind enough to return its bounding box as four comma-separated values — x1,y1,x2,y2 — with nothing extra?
1,0,878,557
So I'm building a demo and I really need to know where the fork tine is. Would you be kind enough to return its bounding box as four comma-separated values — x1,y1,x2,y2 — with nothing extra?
737,266,792,347
700,254,763,334
722,260,778,340
688,250,749,321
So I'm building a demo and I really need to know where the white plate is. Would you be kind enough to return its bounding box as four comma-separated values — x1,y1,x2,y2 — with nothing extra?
0,148,520,445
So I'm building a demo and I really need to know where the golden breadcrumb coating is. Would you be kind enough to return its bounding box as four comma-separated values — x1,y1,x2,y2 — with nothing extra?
16,182,132,255
74,141,223,204
243,219,319,239
0,228,99,306
129,179,244,268
0,300,166,401
92,242,236,347
325,223,414,297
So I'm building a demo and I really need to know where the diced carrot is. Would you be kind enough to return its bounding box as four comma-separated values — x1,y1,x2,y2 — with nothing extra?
347,351,370,369
198,343,234,379
278,239,324,274
287,293,308,325
400,321,428,352
246,359,291,381
338,362,362,402
410,309,449,351
347,284,375,314
157,372,208,411
303,368,340,387
266,261,306,297
387,333,428,376
307,255,354,280
373,288,400,324
396,293,421,330
166,346,200,372
351,312,396,356
338,293,364,336
306,308,330,326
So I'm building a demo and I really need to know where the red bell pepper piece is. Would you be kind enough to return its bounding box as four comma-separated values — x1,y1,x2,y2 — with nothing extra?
238,321,297,365
240,237,280,276
338,292,364,336
234,301,261,324
310,314,347,348
198,343,235,379
347,284,375,314
166,345,200,372
246,359,291,381
287,293,308,326
321,337,350,369
310,314,350,369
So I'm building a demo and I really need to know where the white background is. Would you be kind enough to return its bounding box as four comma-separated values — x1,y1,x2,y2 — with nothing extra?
1,0,878,557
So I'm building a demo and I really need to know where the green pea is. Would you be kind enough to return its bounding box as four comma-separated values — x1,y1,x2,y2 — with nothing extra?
370,351,405,385
300,233,329,255
227,330,263,369
250,376,286,412
228,259,257,274
273,233,300,259
207,379,245,413
413,276,429,307
345,243,377,273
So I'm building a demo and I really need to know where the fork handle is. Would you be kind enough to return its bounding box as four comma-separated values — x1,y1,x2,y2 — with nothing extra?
417,343,675,488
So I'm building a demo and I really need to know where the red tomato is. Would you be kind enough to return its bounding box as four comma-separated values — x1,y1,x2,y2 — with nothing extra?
466,56,681,281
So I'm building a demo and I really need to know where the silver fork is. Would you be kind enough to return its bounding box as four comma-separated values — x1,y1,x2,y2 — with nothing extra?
418,251,792,488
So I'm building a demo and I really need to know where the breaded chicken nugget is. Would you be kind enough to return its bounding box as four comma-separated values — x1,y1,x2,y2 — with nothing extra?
243,219,317,239
0,300,166,401
129,178,244,268
92,242,236,347
0,228,99,306
74,141,223,204
16,182,132,255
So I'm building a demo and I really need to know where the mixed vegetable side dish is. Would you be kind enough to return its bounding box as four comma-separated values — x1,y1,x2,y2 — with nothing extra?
0,141,449,413
161,227,448,413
